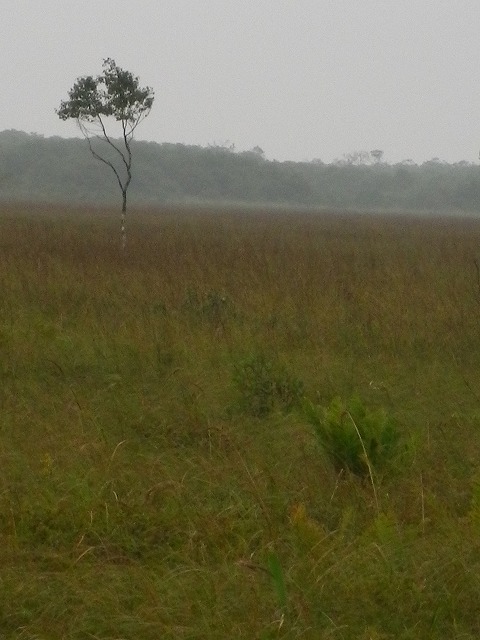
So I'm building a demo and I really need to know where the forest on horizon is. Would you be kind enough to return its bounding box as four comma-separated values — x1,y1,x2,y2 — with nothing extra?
1,129,480,213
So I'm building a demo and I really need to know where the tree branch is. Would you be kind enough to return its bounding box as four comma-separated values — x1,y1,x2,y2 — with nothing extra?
79,120,126,194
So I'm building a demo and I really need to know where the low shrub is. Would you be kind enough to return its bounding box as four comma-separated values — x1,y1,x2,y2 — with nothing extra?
183,288,236,327
232,353,304,417
303,394,400,477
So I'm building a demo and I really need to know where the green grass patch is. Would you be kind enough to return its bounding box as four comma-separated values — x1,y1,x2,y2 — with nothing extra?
1,204,480,638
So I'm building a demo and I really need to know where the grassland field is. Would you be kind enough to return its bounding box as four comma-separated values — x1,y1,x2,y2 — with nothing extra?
1,202,480,638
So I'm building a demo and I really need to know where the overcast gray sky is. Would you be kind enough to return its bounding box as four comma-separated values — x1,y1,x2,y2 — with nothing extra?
3,0,480,164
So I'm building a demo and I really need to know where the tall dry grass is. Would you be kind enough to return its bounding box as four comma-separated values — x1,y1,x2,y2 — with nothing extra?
1,203,480,638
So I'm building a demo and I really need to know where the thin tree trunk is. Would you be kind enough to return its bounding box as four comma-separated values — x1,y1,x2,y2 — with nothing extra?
121,191,127,251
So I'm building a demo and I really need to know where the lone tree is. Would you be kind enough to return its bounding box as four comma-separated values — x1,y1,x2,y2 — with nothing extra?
57,58,154,248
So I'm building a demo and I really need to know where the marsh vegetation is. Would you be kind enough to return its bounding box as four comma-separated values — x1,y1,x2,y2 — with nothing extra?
1,203,480,638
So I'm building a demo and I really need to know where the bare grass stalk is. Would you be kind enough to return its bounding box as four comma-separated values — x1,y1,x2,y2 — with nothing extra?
345,410,379,513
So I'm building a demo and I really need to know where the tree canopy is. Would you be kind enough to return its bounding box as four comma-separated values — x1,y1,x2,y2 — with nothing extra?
57,58,154,130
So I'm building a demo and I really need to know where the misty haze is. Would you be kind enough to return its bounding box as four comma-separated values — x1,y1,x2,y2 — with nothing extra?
2,1,480,638
1,129,480,214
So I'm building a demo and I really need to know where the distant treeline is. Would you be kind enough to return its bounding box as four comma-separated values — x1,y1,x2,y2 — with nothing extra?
1,129,480,213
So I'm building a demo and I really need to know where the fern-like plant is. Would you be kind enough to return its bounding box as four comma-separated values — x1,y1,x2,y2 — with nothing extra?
303,394,399,477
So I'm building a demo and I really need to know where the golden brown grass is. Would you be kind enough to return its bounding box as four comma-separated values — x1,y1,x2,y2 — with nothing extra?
1,202,480,638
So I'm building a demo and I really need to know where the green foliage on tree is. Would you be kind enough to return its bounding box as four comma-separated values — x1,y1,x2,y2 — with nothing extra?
57,59,154,247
